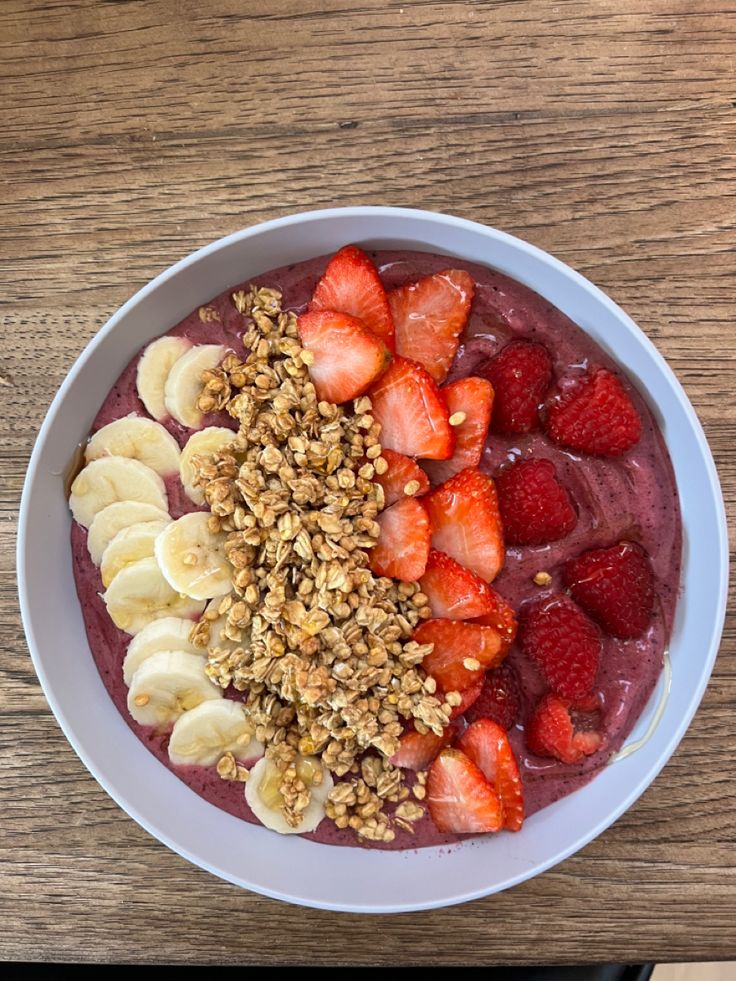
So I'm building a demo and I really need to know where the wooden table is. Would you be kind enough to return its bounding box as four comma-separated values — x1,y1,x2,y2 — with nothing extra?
2,0,734,966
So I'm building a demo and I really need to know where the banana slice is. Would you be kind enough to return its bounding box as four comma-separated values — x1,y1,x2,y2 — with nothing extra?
103,555,204,635
69,456,168,529
123,615,203,686
180,426,236,504
245,756,334,835
168,700,263,767
136,336,192,421
87,501,171,565
155,512,231,601
85,414,181,476
164,344,227,429
100,519,170,588
127,650,222,726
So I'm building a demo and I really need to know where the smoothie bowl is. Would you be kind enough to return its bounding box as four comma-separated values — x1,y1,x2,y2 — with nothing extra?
18,207,727,911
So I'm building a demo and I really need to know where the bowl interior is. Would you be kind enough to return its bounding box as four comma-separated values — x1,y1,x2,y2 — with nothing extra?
18,207,728,912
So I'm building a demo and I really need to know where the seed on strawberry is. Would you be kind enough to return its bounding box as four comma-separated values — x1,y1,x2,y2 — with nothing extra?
423,376,494,485
389,269,474,382
373,448,430,508
425,468,504,582
391,724,455,770
297,309,390,404
309,244,395,349
470,586,518,647
519,594,601,700
561,540,655,639
526,692,603,764
458,719,525,831
369,497,430,582
495,457,577,546
544,368,642,457
479,338,553,434
426,748,503,833
464,662,522,730
420,549,498,621
414,618,506,693
369,357,455,460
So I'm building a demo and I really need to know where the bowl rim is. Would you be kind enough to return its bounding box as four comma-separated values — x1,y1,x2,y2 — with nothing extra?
17,206,729,912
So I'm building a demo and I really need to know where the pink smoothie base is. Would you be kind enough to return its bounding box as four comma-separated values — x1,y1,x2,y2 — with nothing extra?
71,250,682,851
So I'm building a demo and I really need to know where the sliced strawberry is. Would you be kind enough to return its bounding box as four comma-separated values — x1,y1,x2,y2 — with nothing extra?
369,497,430,581
390,725,455,770
545,368,642,457
425,468,504,582
309,244,395,349
561,540,655,639
369,357,455,460
389,269,474,383
426,748,503,833
480,338,553,434
458,719,525,831
519,594,601,700
495,457,577,546
297,309,390,404
374,448,430,508
526,692,603,764
443,677,484,720
420,549,497,621
470,586,518,647
423,376,494,484
414,618,506,693
465,662,522,730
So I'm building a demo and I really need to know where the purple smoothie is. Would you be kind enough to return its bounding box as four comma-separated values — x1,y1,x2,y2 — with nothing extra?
71,250,682,850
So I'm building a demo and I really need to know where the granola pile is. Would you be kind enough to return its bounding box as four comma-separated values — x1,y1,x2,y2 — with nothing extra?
187,285,453,843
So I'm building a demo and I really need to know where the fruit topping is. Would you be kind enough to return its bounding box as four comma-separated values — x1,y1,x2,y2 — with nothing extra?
423,376,494,484
495,457,577,546
464,662,522,731
420,549,498,621
414,618,506,692
458,719,525,831
297,309,390,404
426,748,503,833
470,586,518,647
544,367,642,456
519,594,601,700
526,692,603,764
391,724,455,770
369,497,431,581
374,448,430,508
480,339,552,434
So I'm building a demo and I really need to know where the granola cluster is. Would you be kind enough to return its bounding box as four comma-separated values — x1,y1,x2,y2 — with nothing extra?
188,285,450,842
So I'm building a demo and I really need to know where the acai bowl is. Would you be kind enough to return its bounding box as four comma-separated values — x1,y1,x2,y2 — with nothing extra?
18,207,728,912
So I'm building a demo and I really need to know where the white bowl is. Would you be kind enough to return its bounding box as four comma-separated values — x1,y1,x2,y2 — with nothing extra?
18,207,728,912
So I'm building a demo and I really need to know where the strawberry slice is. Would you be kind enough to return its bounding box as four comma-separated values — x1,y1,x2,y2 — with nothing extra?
390,725,455,770
297,310,390,404
470,586,518,648
420,549,497,621
309,244,395,350
442,676,484,720
389,269,474,382
369,497,430,581
374,448,430,508
458,719,525,831
414,618,506,692
423,376,494,484
427,748,503,833
425,468,504,582
369,357,455,460
526,692,603,764
519,594,601,700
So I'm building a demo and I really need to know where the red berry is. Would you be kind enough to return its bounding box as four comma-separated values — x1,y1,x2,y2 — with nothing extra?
519,594,601,700
545,368,642,457
370,357,455,460
420,549,498,621
526,693,603,764
413,619,506,693
480,339,552,434
470,586,518,648
425,468,505,582
369,497,430,581
389,269,474,382
310,245,395,349
423,376,494,484
374,448,430,508
458,719,525,831
465,663,522,730
297,310,390,404
495,457,577,546
427,748,503,833
391,725,455,771
442,677,484,720
562,541,655,639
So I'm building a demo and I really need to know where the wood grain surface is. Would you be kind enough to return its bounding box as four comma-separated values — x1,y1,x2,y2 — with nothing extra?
2,0,735,966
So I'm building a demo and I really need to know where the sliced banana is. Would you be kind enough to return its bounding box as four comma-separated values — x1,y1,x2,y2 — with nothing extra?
85,414,181,475
164,344,227,429
245,756,334,835
180,426,236,504
103,555,205,635
123,615,204,686
168,700,263,767
127,650,222,726
100,519,170,588
69,456,168,529
87,501,171,565
136,336,192,421
155,512,231,601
